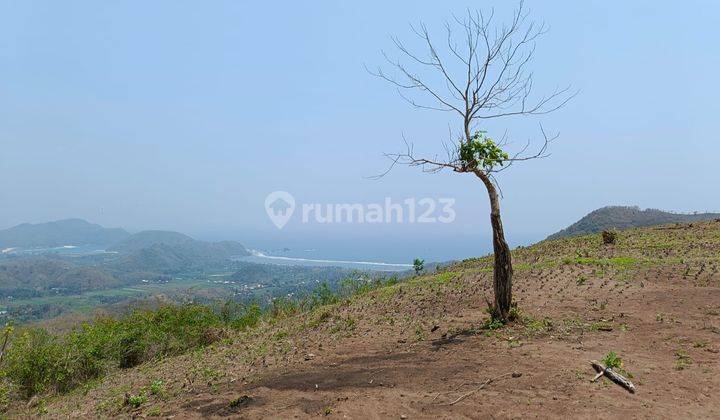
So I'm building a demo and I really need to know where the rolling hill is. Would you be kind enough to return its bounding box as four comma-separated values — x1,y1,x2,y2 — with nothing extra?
0,219,130,248
547,205,720,240
107,230,196,252
0,258,122,298
109,231,249,258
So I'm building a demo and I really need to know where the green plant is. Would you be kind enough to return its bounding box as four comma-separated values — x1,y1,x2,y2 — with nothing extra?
674,350,693,370
522,316,553,335
149,380,164,396
693,340,709,349
384,275,399,287
414,325,426,342
330,316,356,334
433,271,458,285
484,318,505,331
590,321,613,331
459,131,509,171
269,297,300,319
310,283,340,307
307,307,333,329
220,301,262,331
228,395,252,409
0,303,226,399
601,351,622,369
1,328,65,398
508,306,522,321
127,393,147,408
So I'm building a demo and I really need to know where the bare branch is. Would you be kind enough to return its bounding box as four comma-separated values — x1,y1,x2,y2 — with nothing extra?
369,1,574,180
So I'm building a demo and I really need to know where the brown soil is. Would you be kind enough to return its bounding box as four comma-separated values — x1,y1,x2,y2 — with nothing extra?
30,221,720,418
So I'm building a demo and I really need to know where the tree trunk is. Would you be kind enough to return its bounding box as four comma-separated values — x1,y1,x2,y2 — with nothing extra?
475,171,513,321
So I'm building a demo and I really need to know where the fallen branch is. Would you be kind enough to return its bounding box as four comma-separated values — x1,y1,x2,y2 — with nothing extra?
590,360,636,394
446,372,520,405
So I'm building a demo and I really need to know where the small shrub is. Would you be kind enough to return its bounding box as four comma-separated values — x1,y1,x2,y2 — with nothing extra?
330,316,356,333
590,321,614,331
483,318,505,331
522,316,553,335
674,350,693,370
149,380,164,396
228,395,252,409
1,328,64,398
602,230,618,245
224,302,262,331
1,304,224,399
127,393,147,408
384,276,399,287
433,271,457,285
414,325,426,342
601,351,622,369
310,283,339,307
269,297,300,319
307,307,333,329
693,340,709,349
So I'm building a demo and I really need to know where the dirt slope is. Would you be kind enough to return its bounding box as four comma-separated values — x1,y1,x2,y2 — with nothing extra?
30,221,720,418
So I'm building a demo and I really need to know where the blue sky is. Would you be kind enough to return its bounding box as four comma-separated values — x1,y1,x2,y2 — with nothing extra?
1,1,718,261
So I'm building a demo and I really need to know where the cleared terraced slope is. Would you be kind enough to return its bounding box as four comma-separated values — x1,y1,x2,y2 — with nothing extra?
19,221,720,418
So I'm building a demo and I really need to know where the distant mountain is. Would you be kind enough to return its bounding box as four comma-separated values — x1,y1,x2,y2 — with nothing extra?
108,230,196,253
0,219,130,248
108,231,250,272
0,221,253,299
547,206,720,240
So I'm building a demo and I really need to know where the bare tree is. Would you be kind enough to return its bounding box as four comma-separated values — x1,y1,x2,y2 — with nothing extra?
369,1,574,321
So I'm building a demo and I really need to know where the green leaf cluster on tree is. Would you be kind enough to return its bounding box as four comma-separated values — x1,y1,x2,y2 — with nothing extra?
459,131,509,171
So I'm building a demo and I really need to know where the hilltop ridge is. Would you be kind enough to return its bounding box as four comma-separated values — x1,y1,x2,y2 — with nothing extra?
548,205,720,240
0,219,130,248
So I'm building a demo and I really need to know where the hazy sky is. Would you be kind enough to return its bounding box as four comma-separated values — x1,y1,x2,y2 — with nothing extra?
1,1,718,260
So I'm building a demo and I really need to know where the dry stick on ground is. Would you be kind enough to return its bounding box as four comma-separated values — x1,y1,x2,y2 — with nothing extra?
445,372,519,405
590,360,636,394
431,380,476,402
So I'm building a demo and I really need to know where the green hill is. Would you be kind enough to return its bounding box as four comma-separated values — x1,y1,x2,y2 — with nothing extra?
107,231,196,252
109,231,250,263
547,205,720,240
0,219,129,248
0,258,122,298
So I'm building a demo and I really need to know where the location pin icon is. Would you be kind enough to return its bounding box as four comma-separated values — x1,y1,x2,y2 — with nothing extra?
265,191,296,229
